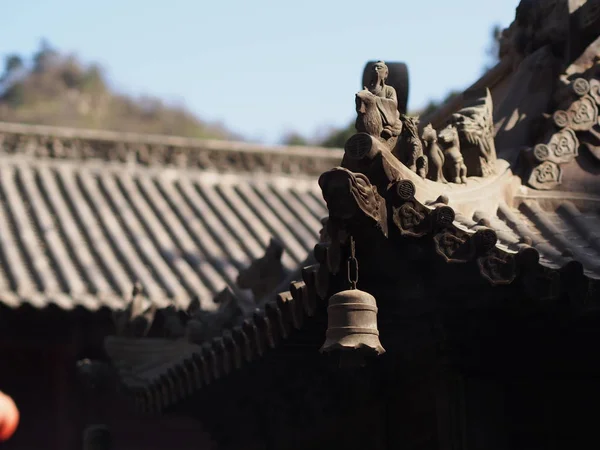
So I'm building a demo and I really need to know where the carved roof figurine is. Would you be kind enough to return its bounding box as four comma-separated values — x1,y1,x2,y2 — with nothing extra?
236,238,288,304
98,2,600,449
450,88,497,177
421,124,447,183
361,61,409,115
355,61,403,151
112,283,156,338
394,114,427,178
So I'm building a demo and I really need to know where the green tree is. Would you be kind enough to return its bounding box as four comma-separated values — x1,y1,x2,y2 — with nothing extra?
0,40,237,139
281,131,310,146
319,122,355,148
1,55,23,81
32,39,59,74
81,64,105,92
0,54,25,106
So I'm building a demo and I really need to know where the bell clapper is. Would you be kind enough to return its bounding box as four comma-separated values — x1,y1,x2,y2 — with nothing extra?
348,236,358,290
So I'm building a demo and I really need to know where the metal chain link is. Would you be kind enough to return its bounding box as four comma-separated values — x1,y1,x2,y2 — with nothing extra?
347,236,358,290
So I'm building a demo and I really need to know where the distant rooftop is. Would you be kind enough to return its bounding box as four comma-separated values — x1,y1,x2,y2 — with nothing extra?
0,121,343,176
0,122,333,311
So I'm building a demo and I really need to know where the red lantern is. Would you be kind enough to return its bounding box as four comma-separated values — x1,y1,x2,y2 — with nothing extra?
0,391,19,442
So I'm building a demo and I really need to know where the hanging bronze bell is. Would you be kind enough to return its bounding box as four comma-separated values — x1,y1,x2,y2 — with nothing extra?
320,289,385,367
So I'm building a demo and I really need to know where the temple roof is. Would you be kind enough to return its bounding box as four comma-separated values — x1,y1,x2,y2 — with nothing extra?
0,124,333,311
100,0,600,416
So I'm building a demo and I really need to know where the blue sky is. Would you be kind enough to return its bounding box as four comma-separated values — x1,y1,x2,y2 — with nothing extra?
1,0,519,143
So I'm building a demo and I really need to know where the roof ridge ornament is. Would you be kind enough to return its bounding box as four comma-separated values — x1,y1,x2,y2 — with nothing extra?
0,121,342,176
524,61,600,190
352,63,497,186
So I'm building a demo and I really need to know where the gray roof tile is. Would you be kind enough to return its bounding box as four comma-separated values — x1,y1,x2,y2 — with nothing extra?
454,201,600,279
0,156,326,310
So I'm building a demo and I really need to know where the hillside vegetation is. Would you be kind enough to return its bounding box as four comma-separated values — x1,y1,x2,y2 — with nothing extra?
0,41,235,139
1,26,501,146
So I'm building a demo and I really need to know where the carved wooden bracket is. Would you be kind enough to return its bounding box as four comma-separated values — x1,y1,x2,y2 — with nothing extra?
433,231,472,263
477,250,517,286
392,202,428,237
318,167,388,237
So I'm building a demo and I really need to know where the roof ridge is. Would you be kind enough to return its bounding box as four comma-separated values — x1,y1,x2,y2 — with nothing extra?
0,153,324,185
322,170,600,291
0,121,343,176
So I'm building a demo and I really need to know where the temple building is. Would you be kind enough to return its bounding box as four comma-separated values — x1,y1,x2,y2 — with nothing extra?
100,1,600,449
0,122,338,449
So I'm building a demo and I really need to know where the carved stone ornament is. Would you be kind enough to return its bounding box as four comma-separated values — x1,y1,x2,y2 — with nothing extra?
524,57,600,188
342,132,410,196
237,238,288,303
553,96,599,131
450,88,497,178
421,123,447,183
527,161,562,190
0,123,341,176
477,250,517,286
392,201,430,238
318,167,388,237
349,62,503,185
572,78,591,97
438,125,468,184
394,114,426,178
590,78,600,105
355,61,403,150
433,230,473,263
532,128,579,164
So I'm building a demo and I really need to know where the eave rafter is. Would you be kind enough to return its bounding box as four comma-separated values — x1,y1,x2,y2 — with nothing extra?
321,166,598,301
105,263,329,414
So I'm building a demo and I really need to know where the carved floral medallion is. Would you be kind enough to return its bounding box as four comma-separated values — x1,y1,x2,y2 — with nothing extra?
528,161,562,190
532,128,579,164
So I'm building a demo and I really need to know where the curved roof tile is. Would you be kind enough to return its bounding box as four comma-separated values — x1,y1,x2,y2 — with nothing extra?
0,155,326,310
